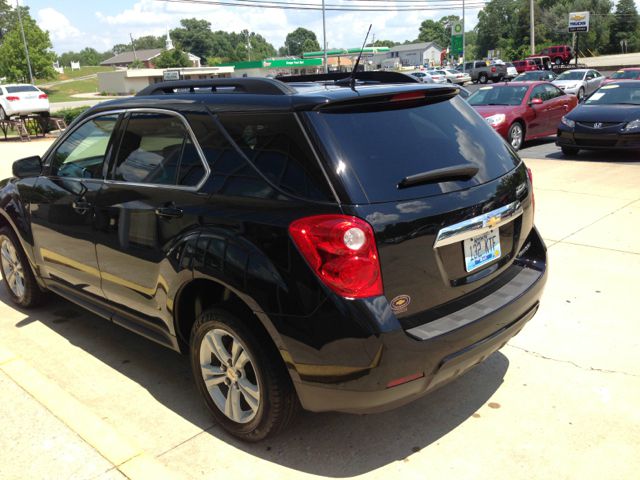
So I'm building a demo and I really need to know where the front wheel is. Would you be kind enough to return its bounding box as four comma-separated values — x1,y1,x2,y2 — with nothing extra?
555,57,562,65
479,73,488,84
577,87,585,101
507,122,524,151
190,308,299,441
0,227,45,308
561,146,579,156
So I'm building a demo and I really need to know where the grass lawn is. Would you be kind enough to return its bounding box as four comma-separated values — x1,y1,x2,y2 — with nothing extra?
42,78,100,103
57,66,114,80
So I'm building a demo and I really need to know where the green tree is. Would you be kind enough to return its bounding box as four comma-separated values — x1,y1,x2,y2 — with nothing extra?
134,35,165,50
610,0,639,52
171,18,214,64
0,5,55,81
153,49,191,68
129,59,144,69
418,19,448,47
283,27,320,56
367,39,398,48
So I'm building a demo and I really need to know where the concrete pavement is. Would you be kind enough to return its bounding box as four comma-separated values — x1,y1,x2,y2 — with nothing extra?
0,139,638,479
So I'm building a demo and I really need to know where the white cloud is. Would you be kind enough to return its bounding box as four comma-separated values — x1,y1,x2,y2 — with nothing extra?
37,7,81,42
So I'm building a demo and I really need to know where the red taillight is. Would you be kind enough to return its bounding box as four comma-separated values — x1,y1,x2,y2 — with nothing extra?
38,93,48,99
526,167,535,215
391,92,425,102
491,66,496,72
6,96,19,101
289,215,383,298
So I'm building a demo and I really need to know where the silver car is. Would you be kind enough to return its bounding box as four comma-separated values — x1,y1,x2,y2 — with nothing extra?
409,71,434,83
552,69,604,100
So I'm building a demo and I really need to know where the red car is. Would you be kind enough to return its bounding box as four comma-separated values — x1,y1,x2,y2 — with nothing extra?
513,59,538,73
602,68,640,85
468,81,578,150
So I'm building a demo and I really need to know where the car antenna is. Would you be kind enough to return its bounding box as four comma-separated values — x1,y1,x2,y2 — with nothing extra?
348,23,372,89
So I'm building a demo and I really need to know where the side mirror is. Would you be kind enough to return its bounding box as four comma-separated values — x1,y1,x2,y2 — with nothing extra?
12,156,42,179
529,97,544,106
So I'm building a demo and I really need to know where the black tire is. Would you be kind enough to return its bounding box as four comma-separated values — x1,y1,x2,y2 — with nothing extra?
0,106,6,121
507,122,525,151
447,78,452,83
190,308,298,442
577,87,585,101
0,226,45,308
479,73,488,84
554,57,562,65
561,146,579,156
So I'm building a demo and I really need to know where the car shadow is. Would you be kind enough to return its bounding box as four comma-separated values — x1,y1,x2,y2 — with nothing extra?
7,289,509,477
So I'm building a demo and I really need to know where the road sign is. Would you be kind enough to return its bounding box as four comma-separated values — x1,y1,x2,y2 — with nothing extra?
451,21,464,57
569,11,590,33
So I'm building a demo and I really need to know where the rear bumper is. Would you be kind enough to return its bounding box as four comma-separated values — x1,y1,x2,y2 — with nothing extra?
293,229,547,414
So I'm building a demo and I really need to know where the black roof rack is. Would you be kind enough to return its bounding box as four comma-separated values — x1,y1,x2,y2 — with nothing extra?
136,78,296,96
276,71,420,85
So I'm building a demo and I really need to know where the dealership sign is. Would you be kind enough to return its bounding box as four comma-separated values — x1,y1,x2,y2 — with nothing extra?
568,11,590,32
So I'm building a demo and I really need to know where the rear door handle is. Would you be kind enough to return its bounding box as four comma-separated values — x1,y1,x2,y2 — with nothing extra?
72,200,92,214
155,206,183,218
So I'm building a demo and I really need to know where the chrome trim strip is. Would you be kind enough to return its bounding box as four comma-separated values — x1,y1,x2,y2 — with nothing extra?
406,267,542,341
433,200,523,249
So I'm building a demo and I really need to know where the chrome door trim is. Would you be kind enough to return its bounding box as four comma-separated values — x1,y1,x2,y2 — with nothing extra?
433,200,523,249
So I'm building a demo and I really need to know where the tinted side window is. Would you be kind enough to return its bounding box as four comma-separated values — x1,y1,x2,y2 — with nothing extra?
217,113,333,201
543,84,562,99
50,114,118,178
112,112,206,187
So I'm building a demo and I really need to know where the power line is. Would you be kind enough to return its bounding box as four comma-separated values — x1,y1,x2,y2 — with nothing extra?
159,0,488,12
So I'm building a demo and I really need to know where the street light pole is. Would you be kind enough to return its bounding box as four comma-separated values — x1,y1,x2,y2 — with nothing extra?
322,0,328,73
16,1,34,84
462,0,465,72
530,0,535,55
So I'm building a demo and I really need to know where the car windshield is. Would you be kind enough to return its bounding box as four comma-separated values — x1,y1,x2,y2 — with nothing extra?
6,85,39,93
610,70,640,79
468,85,529,106
445,69,459,74
585,84,640,105
557,71,585,81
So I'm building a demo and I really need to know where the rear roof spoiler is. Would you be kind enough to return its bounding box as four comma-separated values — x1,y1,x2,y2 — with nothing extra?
277,71,420,84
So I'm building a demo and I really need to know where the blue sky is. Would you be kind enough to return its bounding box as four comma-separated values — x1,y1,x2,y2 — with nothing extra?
23,0,486,53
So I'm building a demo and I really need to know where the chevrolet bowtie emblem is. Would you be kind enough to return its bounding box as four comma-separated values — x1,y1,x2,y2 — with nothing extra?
485,215,501,228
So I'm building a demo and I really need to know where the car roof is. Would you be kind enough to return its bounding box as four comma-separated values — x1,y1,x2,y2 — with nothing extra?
482,81,539,87
616,68,640,71
1,83,38,87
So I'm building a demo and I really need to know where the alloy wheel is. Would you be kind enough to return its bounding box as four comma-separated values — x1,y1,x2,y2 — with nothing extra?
199,328,261,424
509,124,523,150
0,236,26,299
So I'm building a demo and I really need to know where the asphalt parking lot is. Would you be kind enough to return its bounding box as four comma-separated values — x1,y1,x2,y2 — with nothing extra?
0,137,639,480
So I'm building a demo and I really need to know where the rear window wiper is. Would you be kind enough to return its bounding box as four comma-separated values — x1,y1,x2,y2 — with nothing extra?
398,164,479,189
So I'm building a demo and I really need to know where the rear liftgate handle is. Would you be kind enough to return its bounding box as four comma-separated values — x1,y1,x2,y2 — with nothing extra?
155,204,183,219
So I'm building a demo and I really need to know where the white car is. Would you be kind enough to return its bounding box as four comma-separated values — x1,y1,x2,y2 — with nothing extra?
552,69,605,100
426,70,447,84
438,69,471,85
0,84,50,120
409,71,434,83
504,62,518,80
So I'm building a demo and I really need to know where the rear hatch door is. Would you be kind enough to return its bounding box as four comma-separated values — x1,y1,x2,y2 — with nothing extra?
304,89,534,322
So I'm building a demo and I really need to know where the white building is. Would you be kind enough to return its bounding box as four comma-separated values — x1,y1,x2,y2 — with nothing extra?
373,42,443,69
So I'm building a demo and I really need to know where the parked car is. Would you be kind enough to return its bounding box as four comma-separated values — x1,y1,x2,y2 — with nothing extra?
552,69,604,100
468,81,578,150
0,84,49,120
538,45,573,65
0,74,546,441
463,60,508,84
602,68,640,85
526,56,552,70
458,85,471,99
409,71,434,83
514,71,558,82
434,68,471,84
557,81,640,155
425,69,447,83
504,62,519,80
513,59,538,74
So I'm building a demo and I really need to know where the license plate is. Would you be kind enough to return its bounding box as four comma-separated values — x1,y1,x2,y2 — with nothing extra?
463,229,501,272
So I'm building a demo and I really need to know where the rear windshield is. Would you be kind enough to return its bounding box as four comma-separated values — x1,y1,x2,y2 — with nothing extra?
585,84,640,105
306,96,519,203
610,70,640,79
468,85,529,106
6,85,39,93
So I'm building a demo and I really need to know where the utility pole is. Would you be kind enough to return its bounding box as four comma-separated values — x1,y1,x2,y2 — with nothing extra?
530,0,535,55
130,33,138,61
16,1,34,84
322,0,328,73
462,0,466,73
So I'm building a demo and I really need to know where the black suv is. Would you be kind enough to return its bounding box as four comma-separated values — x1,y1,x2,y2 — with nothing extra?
0,73,547,441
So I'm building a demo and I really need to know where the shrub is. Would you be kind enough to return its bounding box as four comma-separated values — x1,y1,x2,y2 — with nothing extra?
55,106,91,125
